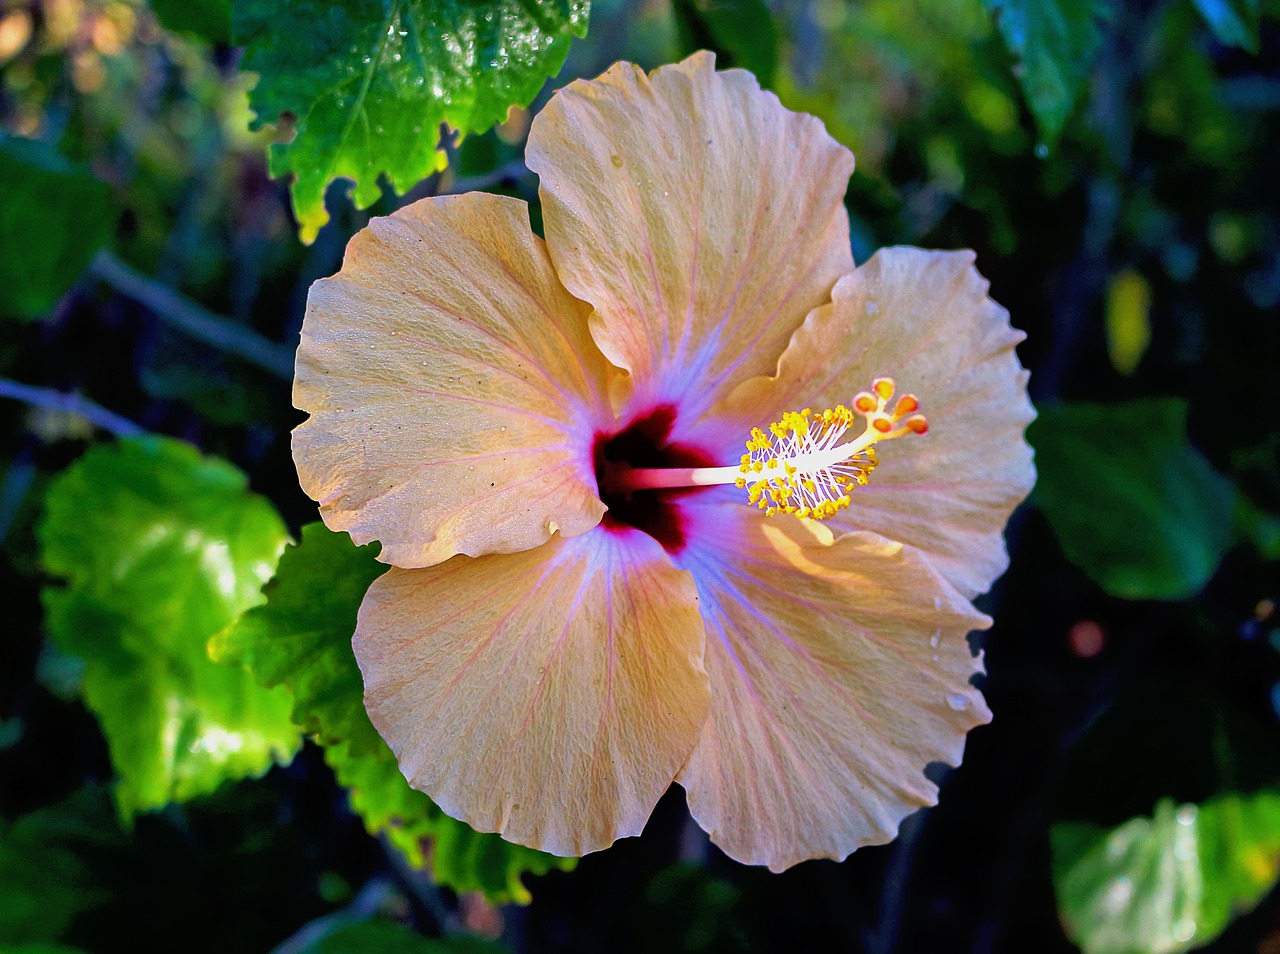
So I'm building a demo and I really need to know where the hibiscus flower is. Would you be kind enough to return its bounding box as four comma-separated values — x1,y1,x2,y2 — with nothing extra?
291,52,1035,871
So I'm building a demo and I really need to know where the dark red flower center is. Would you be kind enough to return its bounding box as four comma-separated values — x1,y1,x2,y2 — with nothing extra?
593,405,716,554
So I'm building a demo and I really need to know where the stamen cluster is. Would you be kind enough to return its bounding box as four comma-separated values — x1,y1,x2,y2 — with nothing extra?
737,377,928,519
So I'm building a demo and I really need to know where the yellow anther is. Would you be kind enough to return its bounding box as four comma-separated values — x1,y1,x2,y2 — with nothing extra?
739,377,928,520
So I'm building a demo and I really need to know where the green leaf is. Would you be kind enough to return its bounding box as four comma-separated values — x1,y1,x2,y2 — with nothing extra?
0,137,113,321
234,0,590,243
296,919,504,954
1029,399,1235,600
633,864,755,952
211,521,387,756
672,0,778,86
1053,791,1280,954
150,0,231,43
982,0,1112,146
38,438,299,818
1236,496,1280,561
213,522,575,903
1190,0,1260,53
0,787,126,945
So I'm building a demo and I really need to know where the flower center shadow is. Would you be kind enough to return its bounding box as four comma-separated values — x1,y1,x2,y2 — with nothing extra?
593,405,716,554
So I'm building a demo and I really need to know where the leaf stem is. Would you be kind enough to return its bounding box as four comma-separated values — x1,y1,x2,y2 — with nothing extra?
90,250,295,380
0,377,144,437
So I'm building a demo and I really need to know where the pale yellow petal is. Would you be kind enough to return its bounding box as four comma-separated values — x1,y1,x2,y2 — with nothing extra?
702,247,1035,598
675,503,991,871
293,193,616,568
354,528,709,857
527,52,854,423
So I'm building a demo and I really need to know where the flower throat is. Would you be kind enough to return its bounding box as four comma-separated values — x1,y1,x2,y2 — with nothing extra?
595,378,927,550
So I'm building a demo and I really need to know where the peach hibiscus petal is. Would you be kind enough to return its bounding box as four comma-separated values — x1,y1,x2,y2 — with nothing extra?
527,51,855,425
293,193,614,569
702,247,1035,598
675,503,991,872
354,527,710,857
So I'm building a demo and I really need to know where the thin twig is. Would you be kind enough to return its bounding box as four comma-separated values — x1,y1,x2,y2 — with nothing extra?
0,377,144,437
377,833,450,936
270,876,396,954
866,809,927,954
90,250,295,381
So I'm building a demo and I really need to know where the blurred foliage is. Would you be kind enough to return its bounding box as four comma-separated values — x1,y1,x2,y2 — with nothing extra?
672,0,778,84
1103,268,1153,376
1054,792,1280,954
149,0,230,44
0,779,391,952
38,437,298,817
0,786,126,944
235,0,590,242
1052,676,1280,952
1030,400,1236,600
982,0,1113,145
212,522,576,904
0,135,111,320
632,863,757,952
1192,0,1262,50
0,0,1278,950
297,920,505,954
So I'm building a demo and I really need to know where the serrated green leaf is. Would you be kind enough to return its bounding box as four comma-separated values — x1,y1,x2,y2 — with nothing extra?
983,0,1112,145
1029,399,1235,600
234,0,590,242
150,0,231,43
0,137,113,321
672,0,778,86
1053,791,1280,954
211,520,386,756
0,787,125,946
331,737,573,903
1191,0,1260,53
215,522,575,904
38,438,299,818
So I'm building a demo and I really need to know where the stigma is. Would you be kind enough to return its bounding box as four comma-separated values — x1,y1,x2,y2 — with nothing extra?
736,378,927,519
598,377,927,519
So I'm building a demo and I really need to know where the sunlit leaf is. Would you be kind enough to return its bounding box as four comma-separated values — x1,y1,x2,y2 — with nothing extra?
38,438,299,818
1029,399,1235,600
1053,791,1280,954
213,522,576,903
983,0,1112,146
672,0,778,85
234,0,590,242
1190,0,1260,53
211,521,386,756
0,137,112,321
